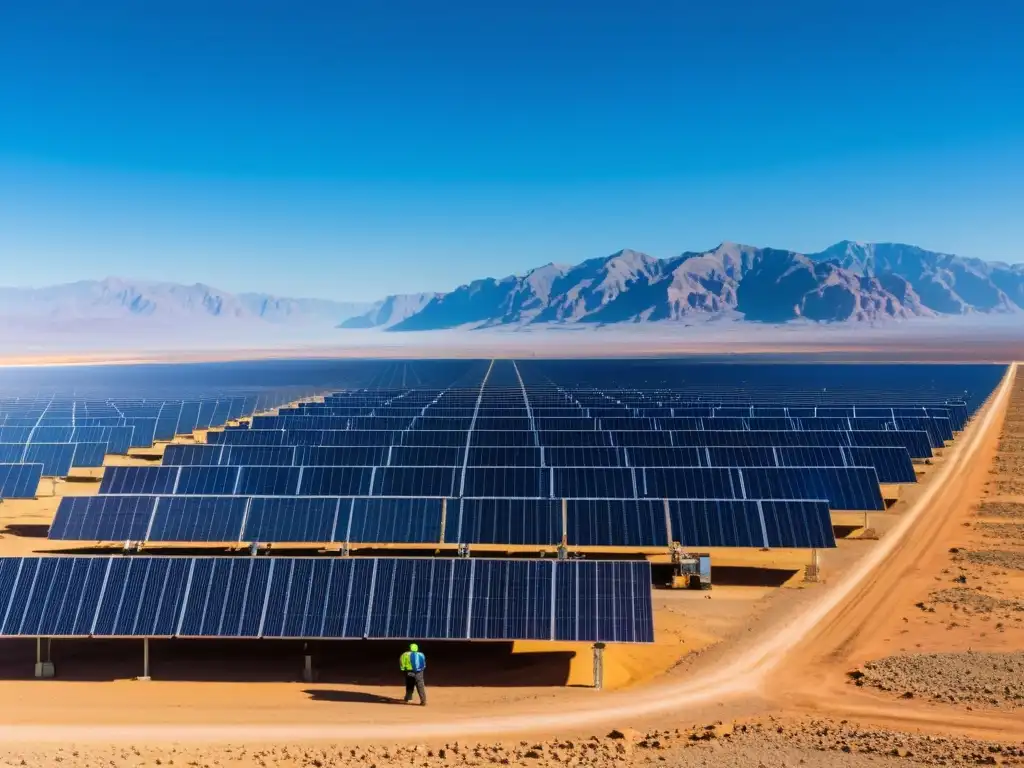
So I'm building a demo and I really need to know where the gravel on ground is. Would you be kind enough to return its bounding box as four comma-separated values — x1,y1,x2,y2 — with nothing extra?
960,550,1024,571
852,651,1024,710
978,523,1024,544
1,719,1023,768
976,503,1024,519
928,587,1024,614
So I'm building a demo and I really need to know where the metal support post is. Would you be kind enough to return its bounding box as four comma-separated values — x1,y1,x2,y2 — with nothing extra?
592,643,606,690
302,642,315,682
34,637,54,678
138,638,151,681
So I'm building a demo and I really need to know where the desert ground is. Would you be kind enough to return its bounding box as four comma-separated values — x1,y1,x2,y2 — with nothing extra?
3,327,1024,366
0,360,1021,767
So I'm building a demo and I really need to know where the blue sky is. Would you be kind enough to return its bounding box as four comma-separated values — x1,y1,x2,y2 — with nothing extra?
1,0,1022,301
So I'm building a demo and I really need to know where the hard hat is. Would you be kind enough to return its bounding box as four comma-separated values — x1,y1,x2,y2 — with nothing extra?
409,643,419,652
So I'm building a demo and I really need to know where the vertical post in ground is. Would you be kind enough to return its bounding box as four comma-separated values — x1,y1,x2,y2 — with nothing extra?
302,642,315,683
139,637,151,681
592,642,606,690
805,548,820,583
34,637,54,678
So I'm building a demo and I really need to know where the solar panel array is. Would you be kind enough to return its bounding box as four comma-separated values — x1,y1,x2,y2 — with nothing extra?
0,360,1004,649
44,359,1007,553
0,373,342,494
0,556,653,643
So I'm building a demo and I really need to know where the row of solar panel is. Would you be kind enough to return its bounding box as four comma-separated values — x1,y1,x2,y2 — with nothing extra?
208,428,934,458
289,405,966,430
0,443,107,476
0,556,653,643
49,495,835,549
0,426,135,455
0,463,43,499
248,415,952,444
99,464,884,510
0,394,302,442
162,444,915,483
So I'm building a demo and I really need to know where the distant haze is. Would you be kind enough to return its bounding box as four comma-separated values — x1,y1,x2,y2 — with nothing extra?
1,240,1022,354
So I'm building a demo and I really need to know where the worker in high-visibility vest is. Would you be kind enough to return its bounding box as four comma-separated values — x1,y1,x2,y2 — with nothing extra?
399,643,427,705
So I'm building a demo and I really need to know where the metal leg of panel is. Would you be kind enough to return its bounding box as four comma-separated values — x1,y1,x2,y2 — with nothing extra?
592,642,606,690
137,638,151,681
302,643,316,683
34,637,54,679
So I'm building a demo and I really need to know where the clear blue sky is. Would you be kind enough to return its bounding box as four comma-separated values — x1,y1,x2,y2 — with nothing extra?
1,0,1022,301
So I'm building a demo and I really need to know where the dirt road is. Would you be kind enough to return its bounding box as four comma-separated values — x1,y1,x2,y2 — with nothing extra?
0,363,1015,748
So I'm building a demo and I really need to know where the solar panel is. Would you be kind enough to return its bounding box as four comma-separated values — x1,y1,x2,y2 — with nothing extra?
461,467,545,497
147,497,248,542
0,556,655,642
565,499,667,547
740,466,884,511
49,496,155,541
373,466,458,497
243,497,341,543
163,444,224,466
236,465,301,495
759,500,835,548
554,560,653,643
71,442,108,468
553,467,636,498
22,443,76,476
298,466,374,495
843,447,916,483
0,463,43,499
99,465,178,495
667,499,764,548
175,465,239,495
346,497,444,543
455,498,561,545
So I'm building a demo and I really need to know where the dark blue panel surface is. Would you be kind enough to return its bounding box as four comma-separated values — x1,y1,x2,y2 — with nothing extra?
23,443,76,476
740,466,884,511
566,499,667,547
71,441,108,468
374,466,457,497
236,465,301,495
163,444,223,466
99,465,178,495
641,467,736,499
148,497,248,542
175,465,240,495
0,463,42,499
456,498,561,545
469,560,553,641
346,498,443,543
243,497,341,543
461,466,544,497
49,496,155,541
552,467,635,498
759,500,836,548
298,466,374,495
667,499,764,548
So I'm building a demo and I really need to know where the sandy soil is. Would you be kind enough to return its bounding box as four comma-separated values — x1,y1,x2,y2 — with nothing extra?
0,362,1020,767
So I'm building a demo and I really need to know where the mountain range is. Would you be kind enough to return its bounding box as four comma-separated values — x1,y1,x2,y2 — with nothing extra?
341,241,1024,330
2,243,1022,341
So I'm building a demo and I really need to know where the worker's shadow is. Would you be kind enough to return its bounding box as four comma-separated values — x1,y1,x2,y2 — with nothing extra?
304,689,404,705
